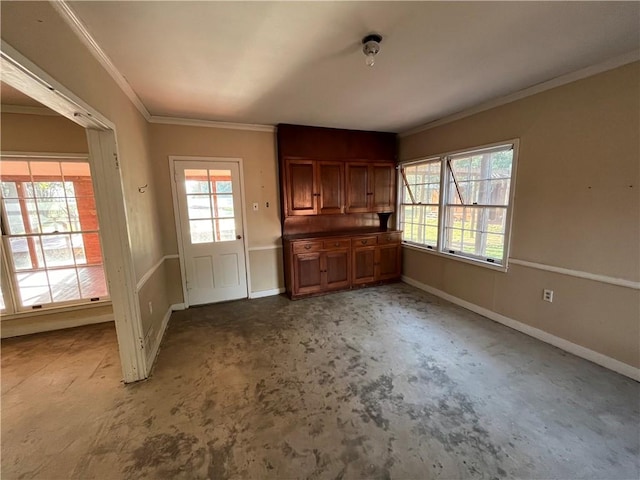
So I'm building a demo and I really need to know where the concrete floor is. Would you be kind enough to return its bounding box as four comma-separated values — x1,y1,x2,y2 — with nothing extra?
1,283,638,479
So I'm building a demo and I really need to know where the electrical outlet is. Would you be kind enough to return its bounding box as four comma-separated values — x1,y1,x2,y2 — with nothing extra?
252,202,259,211
543,289,554,303
148,301,153,314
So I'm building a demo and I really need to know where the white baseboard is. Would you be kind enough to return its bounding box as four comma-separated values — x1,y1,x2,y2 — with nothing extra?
171,303,186,311
401,276,640,382
249,287,285,299
0,313,113,338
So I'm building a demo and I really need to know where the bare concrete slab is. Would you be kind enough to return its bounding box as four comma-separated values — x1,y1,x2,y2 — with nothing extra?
2,283,638,479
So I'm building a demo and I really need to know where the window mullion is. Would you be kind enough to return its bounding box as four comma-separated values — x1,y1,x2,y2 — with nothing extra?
437,156,448,253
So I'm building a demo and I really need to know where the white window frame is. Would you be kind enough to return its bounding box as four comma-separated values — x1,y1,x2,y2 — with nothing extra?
398,139,519,272
0,152,111,313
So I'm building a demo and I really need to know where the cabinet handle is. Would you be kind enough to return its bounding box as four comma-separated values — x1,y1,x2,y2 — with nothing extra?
304,245,311,250
313,193,321,197
361,240,368,245
334,242,340,247
367,192,373,195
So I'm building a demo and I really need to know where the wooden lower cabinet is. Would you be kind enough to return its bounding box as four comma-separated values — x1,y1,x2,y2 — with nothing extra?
285,231,401,299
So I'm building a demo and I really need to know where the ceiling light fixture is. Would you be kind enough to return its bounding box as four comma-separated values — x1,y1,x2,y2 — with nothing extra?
362,33,382,67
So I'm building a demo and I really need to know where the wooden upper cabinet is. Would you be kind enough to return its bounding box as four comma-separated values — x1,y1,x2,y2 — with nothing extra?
371,163,395,212
317,161,344,215
285,159,316,215
278,124,397,220
346,162,395,213
345,163,370,213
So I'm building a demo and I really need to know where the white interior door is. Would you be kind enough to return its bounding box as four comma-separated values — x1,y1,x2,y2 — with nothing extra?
174,160,248,306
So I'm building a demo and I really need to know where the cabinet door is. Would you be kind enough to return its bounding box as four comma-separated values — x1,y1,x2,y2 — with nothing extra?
378,244,402,280
370,163,395,212
293,252,323,295
325,249,350,290
345,163,370,213
318,161,344,214
286,159,317,215
352,246,376,285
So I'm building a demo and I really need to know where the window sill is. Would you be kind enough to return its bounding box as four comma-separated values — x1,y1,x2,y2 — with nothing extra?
401,242,509,273
0,299,112,321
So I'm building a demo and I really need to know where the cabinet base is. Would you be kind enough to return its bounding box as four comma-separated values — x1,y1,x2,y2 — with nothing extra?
287,277,401,300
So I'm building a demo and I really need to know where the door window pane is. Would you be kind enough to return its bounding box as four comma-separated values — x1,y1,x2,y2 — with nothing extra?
185,169,210,193
190,219,214,244
187,195,212,219
212,194,234,218
216,218,236,241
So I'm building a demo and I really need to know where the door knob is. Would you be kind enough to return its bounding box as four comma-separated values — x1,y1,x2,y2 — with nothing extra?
237,235,242,240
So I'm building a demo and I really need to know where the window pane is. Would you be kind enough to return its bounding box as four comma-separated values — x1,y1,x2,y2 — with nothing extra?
1,182,19,198
210,169,232,193
48,268,81,302
485,234,505,260
36,198,71,233
4,199,26,234
1,159,108,309
16,271,52,307
489,151,513,179
187,195,212,219
185,170,210,194
445,227,463,251
78,265,108,298
66,198,81,231
9,237,45,270
0,287,5,311
190,219,214,244
216,218,236,241
25,199,41,233
42,234,75,267
400,205,438,247
74,196,98,231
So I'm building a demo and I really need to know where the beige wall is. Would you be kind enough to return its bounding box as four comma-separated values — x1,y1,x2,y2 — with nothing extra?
400,62,640,368
1,112,88,153
149,123,284,294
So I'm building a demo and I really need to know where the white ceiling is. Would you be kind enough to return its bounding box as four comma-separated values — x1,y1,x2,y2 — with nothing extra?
67,1,639,133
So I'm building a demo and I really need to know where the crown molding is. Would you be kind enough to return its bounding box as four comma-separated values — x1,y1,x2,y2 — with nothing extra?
149,115,275,133
400,50,640,138
1,104,60,116
51,0,151,121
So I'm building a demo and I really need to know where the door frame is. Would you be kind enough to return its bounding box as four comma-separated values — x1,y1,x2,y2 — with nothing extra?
1,41,147,383
168,156,251,308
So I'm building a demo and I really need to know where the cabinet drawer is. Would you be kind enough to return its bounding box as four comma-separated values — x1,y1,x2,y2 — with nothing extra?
292,241,323,253
323,238,351,250
378,232,402,244
353,236,378,247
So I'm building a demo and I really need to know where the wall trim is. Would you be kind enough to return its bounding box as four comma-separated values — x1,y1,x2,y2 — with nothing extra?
401,275,639,382
51,1,151,121
149,115,275,133
249,287,285,299
145,304,172,371
1,105,59,116
171,303,186,311
248,245,283,252
136,254,179,291
509,259,640,290
0,312,113,339
400,50,640,138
